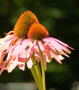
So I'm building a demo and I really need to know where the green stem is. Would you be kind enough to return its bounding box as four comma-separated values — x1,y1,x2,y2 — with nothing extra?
31,52,43,90
31,67,40,89
37,42,46,90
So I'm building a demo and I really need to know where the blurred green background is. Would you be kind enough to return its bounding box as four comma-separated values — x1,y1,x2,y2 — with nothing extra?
0,0,79,90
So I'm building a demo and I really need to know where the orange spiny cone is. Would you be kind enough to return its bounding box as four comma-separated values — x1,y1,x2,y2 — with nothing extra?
28,23,49,40
14,10,39,39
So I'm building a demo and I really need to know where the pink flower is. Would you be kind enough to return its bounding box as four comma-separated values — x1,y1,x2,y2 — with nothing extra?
0,11,74,75
27,23,74,69
11,23,74,70
0,10,39,75
0,33,25,74
12,37,73,70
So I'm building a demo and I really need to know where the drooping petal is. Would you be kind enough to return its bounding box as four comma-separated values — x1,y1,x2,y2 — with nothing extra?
58,55,64,60
8,56,18,73
50,52,62,64
27,58,33,69
12,39,31,55
19,49,27,58
53,38,74,50
43,44,52,62
27,40,36,53
45,50,52,62
0,60,8,75
18,64,25,71
0,35,14,44
0,40,13,52
48,38,63,53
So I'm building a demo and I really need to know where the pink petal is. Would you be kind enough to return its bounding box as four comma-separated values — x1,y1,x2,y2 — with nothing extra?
8,56,18,72
45,51,52,62
0,35,14,44
19,50,27,58
60,46,71,54
48,38,63,52
43,38,62,52
27,40,36,53
35,55,40,63
7,50,12,61
58,55,64,60
52,38,68,47
0,52,4,62
34,46,40,57
27,58,33,69
8,38,22,51
12,39,31,55
18,64,25,71
53,38,74,50
43,44,52,62
0,40,12,52
50,52,62,64
0,60,7,75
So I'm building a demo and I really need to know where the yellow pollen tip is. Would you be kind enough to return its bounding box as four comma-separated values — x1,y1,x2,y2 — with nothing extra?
28,23,49,40
14,10,39,39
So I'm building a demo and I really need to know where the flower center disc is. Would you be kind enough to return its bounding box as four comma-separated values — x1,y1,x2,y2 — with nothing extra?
28,23,49,40
14,10,39,39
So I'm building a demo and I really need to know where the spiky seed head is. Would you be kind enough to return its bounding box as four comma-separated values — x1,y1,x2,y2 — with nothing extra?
14,10,39,39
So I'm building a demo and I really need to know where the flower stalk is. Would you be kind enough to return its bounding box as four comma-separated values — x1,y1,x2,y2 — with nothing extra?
31,67,40,89
31,52,43,90
37,41,46,90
